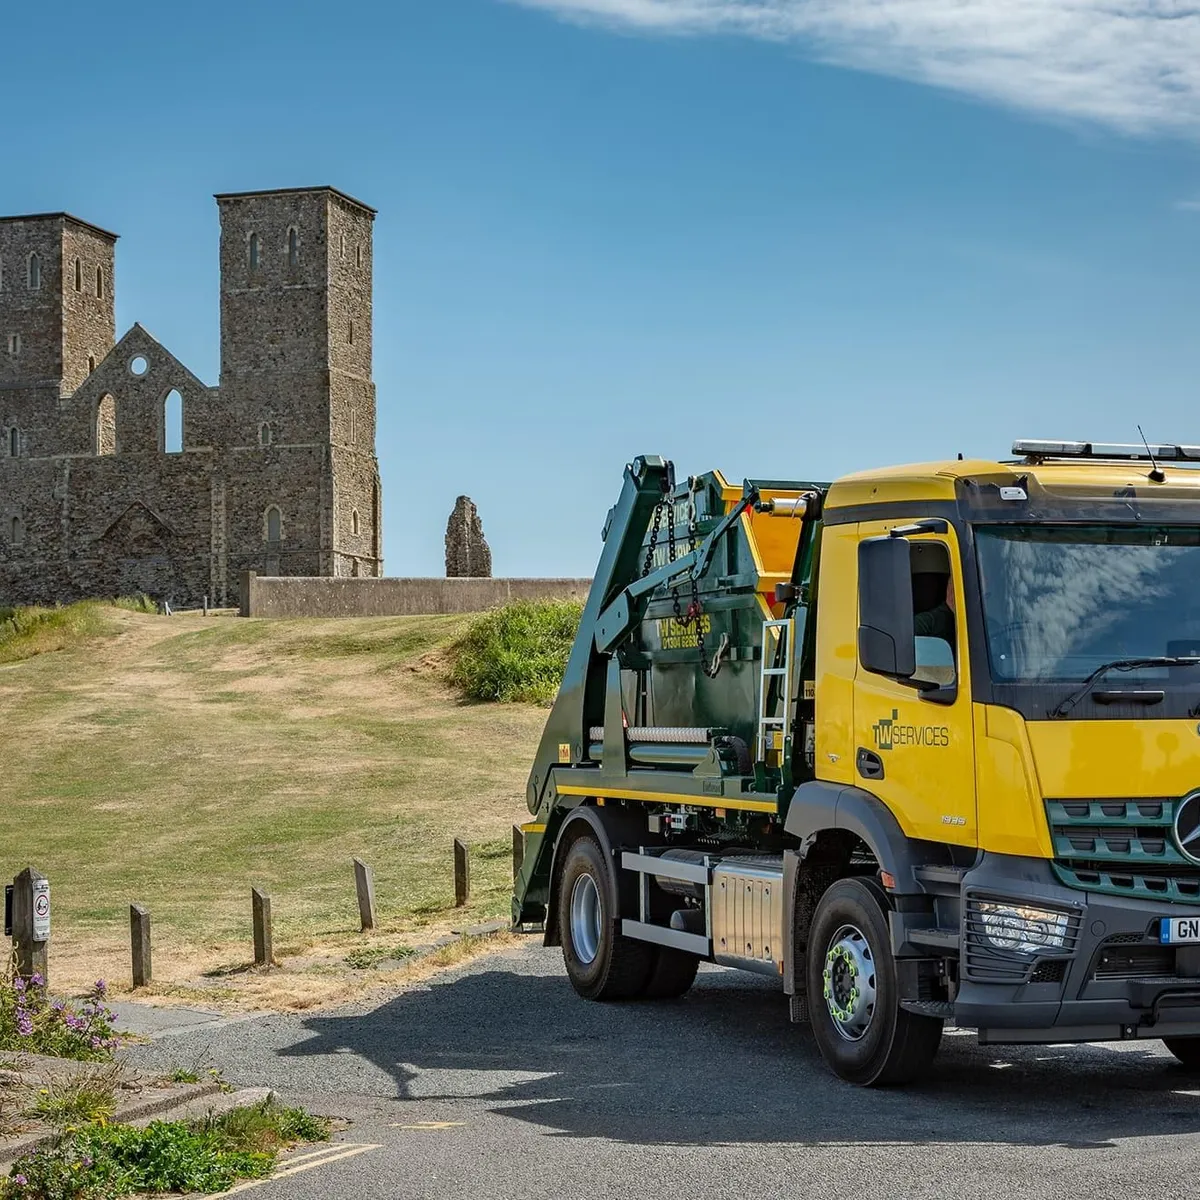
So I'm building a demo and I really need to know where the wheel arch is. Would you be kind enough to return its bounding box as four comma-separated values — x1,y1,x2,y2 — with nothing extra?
785,782,925,891
543,803,651,947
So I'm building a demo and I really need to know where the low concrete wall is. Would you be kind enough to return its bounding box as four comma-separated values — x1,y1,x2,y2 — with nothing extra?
241,573,593,618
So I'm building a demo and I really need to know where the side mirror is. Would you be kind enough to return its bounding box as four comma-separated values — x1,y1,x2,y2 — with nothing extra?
857,536,916,679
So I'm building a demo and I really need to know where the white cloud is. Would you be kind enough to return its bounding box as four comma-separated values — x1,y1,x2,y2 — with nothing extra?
508,0,1200,135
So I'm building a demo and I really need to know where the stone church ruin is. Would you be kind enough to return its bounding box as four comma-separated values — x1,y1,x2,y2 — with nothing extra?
0,186,383,608
444,495,492,578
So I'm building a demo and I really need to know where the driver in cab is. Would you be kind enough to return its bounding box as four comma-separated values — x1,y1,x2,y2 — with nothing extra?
915,576,955,645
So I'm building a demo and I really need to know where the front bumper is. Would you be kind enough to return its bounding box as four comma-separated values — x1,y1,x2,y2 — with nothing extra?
950,853,1200,1044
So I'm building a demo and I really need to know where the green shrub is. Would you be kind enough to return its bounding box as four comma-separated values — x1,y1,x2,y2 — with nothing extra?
1,1097,329,1199
447,599,583,705
0,966,119,1061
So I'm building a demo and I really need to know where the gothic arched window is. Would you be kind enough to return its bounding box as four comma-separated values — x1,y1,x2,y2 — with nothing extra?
249,232,260,270
27,254,40,290
265,506,282,543
287,228,299,268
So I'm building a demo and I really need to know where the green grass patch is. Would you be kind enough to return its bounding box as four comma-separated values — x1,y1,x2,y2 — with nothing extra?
0,610,546,970
447,599,583,704
344,942,417,970
2,1097,330,1198
0,598,157,665
25,1066,121,1130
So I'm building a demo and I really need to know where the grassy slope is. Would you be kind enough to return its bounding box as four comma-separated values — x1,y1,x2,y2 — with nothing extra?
0,609,546,993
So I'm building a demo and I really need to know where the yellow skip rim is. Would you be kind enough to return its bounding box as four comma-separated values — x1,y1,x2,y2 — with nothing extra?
555,783,777,814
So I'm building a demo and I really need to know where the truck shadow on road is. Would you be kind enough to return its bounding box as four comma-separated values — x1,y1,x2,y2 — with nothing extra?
283,949,1200,1149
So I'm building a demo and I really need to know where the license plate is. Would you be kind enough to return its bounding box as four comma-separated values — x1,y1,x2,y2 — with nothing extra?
1160,917,1200,944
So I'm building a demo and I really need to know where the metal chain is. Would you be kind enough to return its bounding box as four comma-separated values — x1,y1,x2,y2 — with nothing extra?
641,492,666,578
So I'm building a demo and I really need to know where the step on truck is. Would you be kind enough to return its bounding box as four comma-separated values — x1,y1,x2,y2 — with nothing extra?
513,445,1200,1084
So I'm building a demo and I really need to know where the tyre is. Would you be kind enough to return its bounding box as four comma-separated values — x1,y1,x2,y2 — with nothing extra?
1162,1038,1200,1070
558,834,656,1001
806,877,943,1086
643,948,700,1000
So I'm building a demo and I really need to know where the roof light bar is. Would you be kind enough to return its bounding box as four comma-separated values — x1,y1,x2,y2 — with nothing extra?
1013,440,1200,462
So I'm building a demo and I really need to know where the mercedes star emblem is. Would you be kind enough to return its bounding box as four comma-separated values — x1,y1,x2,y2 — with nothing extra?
1174,792,1200,866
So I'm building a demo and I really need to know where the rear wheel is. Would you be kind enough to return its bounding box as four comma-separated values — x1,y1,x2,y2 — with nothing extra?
1162,1038,1200,1070
806,877,942,1086
558,834,656,1000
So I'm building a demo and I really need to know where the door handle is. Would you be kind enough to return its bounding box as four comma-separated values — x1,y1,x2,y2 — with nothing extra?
856,747,885,781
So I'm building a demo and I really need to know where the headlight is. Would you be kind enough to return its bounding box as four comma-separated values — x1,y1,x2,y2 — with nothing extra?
976,902,1070,955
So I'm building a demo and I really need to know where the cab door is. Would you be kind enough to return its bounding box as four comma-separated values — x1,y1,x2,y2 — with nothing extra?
851,519,978,847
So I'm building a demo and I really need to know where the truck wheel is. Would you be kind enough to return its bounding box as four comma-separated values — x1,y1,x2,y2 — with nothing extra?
806,877,942,1086
1162,1038,1200,1070
643,948,700,999
558,834,656,1001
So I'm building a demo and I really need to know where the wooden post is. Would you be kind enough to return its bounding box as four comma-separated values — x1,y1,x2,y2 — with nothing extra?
512,825,525,885
252,888,273,967
11,868,50,986
202,595,209,616
130,904,152,988
353,858,376,932
453,839,470,907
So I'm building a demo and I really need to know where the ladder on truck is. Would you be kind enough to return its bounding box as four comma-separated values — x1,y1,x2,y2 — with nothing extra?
756,618,795,764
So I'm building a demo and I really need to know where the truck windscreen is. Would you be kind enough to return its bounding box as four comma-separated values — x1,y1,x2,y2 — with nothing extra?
976,525,1200,682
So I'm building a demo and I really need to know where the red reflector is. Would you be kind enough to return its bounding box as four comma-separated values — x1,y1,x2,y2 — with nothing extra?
880,871,897,890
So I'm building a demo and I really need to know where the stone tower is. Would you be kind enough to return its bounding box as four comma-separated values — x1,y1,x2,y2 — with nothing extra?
215,186,382,579
1,214,117,452
445,496,492,577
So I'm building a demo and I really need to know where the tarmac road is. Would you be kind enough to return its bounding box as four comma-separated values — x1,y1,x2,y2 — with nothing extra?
122,939,1200,1199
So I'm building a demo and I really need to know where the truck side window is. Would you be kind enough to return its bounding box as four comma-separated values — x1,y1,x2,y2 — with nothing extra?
911,543,955,657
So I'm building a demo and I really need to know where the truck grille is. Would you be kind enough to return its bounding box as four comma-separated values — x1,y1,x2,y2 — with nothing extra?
1090,941,1176,981
1046,798,1200,905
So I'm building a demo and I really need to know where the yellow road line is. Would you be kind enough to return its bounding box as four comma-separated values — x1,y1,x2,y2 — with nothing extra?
216,1144,381,1195
555,783,777,814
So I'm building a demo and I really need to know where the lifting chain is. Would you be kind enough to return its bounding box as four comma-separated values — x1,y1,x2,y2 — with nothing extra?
678,479,726,679
643,474,727,678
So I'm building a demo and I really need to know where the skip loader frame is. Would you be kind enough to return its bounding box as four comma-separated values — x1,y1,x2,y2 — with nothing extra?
514,446,1200,1084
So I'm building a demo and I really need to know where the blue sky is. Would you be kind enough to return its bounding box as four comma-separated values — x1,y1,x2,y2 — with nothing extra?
6,0,1200,575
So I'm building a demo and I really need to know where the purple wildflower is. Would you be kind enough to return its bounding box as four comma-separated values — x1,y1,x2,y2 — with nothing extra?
29,973,44,988
93,979,107,997
13,1173,27,1185
16,1013,33,1037
12,976,25,993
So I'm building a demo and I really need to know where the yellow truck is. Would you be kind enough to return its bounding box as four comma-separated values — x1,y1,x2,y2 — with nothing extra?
514,443,1200,1084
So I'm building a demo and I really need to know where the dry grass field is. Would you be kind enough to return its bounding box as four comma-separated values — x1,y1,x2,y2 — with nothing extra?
0,607,547,1005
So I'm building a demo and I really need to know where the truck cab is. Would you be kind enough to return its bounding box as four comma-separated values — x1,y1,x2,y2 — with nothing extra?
514,443,1200,1085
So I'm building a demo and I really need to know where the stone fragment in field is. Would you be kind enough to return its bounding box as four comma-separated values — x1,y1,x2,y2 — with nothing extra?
444,497,492,578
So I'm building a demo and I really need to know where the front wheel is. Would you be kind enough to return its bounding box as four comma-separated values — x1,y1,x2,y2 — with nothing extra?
806,877,942,1086
558,834,656,1000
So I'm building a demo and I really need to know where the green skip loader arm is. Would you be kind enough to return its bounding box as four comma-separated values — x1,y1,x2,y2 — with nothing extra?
512,455,758,928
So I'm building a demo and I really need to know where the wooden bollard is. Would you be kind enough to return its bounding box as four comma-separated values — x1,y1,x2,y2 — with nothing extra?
130,904,152,988
252,887,273,967
454,839,470,907
512,825,525,885
353,858,376,932
12,867,50,986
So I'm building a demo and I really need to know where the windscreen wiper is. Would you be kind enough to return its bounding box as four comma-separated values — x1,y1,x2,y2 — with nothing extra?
1051,657,1200,718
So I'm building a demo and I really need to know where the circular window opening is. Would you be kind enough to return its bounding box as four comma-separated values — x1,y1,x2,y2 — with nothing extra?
129,355,149,377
